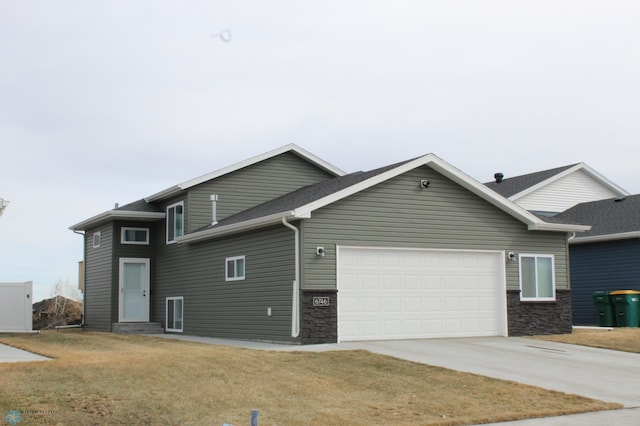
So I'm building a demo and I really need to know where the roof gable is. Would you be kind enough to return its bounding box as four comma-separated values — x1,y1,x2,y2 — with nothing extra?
485,164,577,198
145,144,345,202
178,154,590,243
485,163,629,214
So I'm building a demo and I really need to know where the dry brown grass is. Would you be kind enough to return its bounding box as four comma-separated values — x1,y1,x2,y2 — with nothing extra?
534,327,640,353
0,331,619,425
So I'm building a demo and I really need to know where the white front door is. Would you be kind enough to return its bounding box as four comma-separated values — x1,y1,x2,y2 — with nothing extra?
119,258,150,322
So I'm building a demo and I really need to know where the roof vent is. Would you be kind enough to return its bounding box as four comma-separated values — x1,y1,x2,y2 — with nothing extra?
494,173,504,183
615,197,626,202
210,194,219,225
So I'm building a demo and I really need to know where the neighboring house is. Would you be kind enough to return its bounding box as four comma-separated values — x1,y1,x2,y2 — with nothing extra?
70,144,588,344
485,163,634,326
555,195,640,325
485,163,629,216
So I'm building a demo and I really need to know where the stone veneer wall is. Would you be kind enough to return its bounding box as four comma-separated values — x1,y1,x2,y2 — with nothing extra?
507,289,572,336
301,289,337,344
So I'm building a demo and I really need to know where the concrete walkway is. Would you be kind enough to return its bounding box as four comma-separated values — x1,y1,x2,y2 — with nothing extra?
150,334,640,425
0,343,50,363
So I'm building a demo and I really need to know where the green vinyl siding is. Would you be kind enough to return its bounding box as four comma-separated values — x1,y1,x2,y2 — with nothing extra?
187,152,335,232
301,165,569,292
84,223,114,331
152,224,296,342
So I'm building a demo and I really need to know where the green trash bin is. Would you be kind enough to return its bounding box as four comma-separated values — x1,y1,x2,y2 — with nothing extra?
592,291,616,327
610,290,640,327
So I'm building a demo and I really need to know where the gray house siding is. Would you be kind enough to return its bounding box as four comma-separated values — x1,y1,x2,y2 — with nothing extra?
143,153,334,341
299,165,571,339
152,224,297,342
113,222,157,322
301,165,569,291
83,223,114,331
570,239,640,325
187,152,336,232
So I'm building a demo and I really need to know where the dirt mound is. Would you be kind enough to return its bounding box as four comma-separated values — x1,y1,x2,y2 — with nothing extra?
33,296,82,330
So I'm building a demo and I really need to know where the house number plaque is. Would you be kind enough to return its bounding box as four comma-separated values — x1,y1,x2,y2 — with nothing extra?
313,297,330,307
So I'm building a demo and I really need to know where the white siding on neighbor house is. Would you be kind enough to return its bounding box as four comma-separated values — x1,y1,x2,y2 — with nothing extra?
514,169,620,213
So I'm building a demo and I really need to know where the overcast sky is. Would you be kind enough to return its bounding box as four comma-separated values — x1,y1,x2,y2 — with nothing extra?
2,1,639,302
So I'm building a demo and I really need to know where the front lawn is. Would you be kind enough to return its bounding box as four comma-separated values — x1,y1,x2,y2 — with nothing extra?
535,327,640,353
0,331,619,425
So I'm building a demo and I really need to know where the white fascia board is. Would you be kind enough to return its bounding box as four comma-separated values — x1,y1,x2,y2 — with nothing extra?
293,155,439,217
176,210,311,244
69,211,166,231
510,163,630,202
578,163,630,196
425,158,590,232
528,222,591,232
144,185,181,203
569,231,640,245
509,164,583,202
146,144,346,203
293,153,586,233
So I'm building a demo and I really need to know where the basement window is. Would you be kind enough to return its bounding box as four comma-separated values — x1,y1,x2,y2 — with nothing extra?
519,254,555,301
225,256,245,281
166,297,183,332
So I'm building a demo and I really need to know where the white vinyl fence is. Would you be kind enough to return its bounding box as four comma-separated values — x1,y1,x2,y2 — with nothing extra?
0,282,33,332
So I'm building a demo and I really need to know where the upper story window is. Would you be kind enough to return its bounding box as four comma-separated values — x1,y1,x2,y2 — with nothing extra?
121,227,149,245
519,254,555,301
166,202,184,244
225,256,245,281
92,232,101,248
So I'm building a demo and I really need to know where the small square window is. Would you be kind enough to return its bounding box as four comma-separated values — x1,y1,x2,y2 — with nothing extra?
166,297,183,332
121,227,149,245
226,256,245,281
92,232,101,248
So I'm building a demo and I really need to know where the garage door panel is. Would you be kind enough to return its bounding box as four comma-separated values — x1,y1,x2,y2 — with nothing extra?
338,247,506,341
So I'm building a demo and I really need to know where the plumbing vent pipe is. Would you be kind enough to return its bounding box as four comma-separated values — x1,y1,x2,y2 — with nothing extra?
210,195,219,225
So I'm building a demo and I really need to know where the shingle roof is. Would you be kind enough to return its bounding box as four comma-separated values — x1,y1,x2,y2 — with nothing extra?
484,164,578,198
195,159,415,231
555,195,640,238
116,199,164,213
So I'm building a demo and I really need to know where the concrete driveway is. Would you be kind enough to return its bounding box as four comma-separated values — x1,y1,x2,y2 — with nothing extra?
337,337,640,425
337,337,640,407
155,334,640,424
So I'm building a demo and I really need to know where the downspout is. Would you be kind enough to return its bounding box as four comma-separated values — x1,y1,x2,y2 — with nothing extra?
282,217,300,338
73,230,86,326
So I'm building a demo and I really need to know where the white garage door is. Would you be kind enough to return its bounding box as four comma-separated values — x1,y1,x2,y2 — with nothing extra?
337,247,506,341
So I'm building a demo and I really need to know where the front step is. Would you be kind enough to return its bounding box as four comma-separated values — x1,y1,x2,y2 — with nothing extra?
112,322,164,334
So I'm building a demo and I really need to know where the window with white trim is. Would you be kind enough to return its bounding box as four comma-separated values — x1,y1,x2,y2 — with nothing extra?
519,254,555,301
166,202,184,244
121,227,149,245
166,297,183,332
226,256,245,281
92,232,101,248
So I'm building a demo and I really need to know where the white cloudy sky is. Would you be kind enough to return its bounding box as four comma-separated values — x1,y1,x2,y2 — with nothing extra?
2,1,639,301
